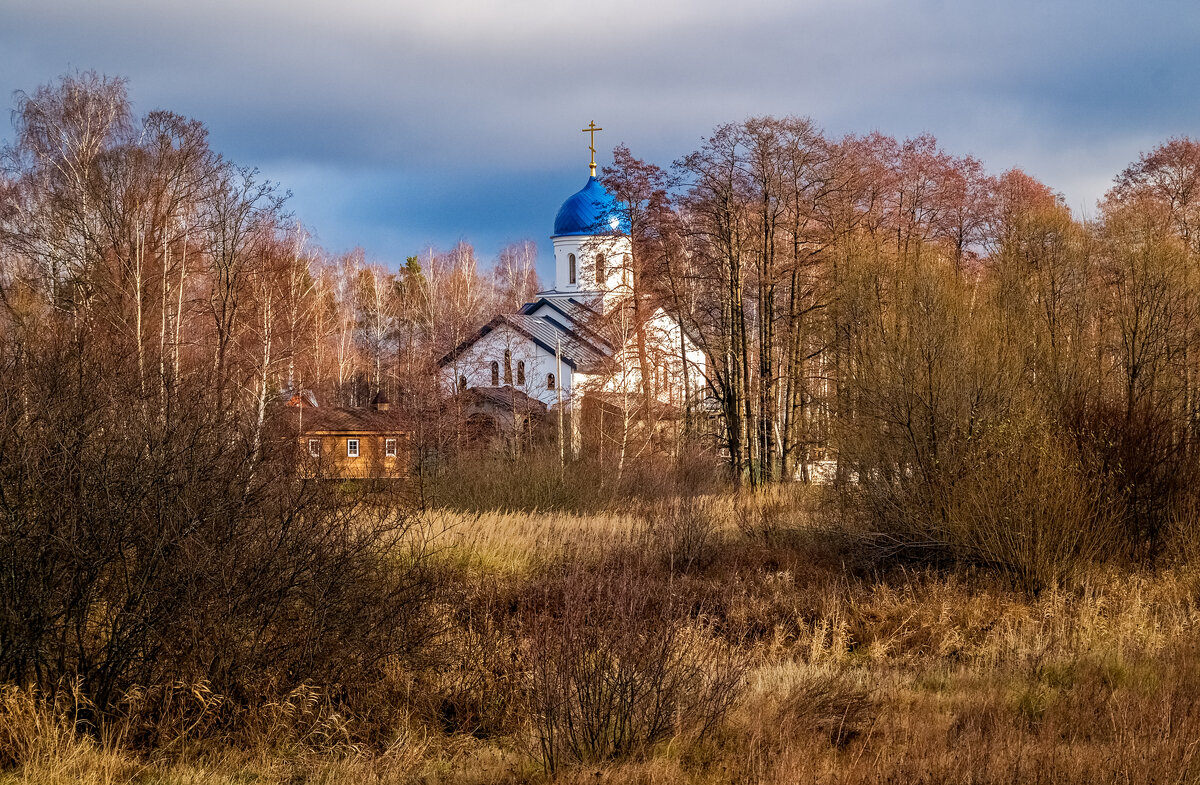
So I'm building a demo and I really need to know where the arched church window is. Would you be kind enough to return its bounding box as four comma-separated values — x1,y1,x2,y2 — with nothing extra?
458,375,466,392
568,253,576,285
490,361,499,386
504,350,513,384
547,373,556,390
517,361,525,386
596,253,606,284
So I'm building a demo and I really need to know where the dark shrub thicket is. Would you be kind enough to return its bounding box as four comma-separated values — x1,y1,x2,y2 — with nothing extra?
0,322,437,741
835,242,1200,589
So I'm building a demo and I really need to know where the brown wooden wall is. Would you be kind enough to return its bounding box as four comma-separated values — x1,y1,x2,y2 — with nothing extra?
298,432,411,479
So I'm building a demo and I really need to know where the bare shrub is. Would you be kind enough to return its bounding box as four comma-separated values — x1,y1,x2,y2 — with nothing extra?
734,493,793,547
523,556,750,773
0,337,440,741
423,576,525,740
637,496,721,574
616,448,728,502
844,369,1120,593
428,452,611,512
748,669,874,750
105,681,230,753
948,421,1120,594
1164,492,1200,565
428,449,729,514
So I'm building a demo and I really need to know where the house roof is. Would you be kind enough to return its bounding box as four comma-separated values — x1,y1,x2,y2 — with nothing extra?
281,388,319,408
283,406,410,434
456,385,548,414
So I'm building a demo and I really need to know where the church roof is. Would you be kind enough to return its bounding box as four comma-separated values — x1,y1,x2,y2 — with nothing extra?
516,314,609,372
552,176,627,237
519,296,613,350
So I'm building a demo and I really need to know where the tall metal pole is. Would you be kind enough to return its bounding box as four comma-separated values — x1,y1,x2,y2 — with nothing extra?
556,338,565,475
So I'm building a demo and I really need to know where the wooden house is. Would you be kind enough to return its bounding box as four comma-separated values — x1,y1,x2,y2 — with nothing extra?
284,391,411,480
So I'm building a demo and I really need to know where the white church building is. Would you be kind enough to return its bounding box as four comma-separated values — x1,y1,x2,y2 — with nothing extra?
438,151,706,449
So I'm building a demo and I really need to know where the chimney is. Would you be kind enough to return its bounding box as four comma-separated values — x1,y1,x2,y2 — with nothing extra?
371,390,391,411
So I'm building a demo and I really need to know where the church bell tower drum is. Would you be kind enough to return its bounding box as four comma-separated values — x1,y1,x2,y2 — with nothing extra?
549,122,631,305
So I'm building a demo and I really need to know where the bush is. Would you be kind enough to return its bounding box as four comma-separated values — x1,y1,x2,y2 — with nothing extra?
947,423,1120,594
0,343,439,741
637,496,721,574
749,670,875,750
845,401,1120,593
523,555,749,773
423,576,525,740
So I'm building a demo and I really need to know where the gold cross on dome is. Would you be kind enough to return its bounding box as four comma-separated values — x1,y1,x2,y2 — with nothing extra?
582,121,603,176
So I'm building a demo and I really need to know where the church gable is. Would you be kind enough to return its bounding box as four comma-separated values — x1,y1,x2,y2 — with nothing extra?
441,322,543,391
440,316,558,368
439,315,602,405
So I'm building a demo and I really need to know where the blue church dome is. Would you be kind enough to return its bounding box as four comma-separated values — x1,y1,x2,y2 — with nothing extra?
552,176,626,237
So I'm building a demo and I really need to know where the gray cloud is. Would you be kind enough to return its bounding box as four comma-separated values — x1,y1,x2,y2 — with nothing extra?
4,0,1199,277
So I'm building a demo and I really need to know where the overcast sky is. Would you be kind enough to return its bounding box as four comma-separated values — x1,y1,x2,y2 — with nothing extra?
4,0,1198,280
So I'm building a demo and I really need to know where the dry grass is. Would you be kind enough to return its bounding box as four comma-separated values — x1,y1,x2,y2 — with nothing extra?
423,507,644,575
8,493,1200,783
423,485,814,571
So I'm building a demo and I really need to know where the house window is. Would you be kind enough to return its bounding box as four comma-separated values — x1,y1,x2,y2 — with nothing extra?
308,439,321,457
504,349,513,384
491,361,499,386
517,361,525,386
458,374,467,391
568,253,576,285
347,438,359,458
385,438,397,457
547,373,556,390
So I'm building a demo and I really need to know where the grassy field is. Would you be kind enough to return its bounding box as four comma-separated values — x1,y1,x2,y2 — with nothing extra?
6,491,1200,784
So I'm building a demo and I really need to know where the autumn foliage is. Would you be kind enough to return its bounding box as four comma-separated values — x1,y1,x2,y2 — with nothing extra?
6,72,1200,782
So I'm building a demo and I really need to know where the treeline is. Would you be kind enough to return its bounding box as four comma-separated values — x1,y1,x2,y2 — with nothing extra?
606,121,1060,482
0,72,539,427
600,118,1200,578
